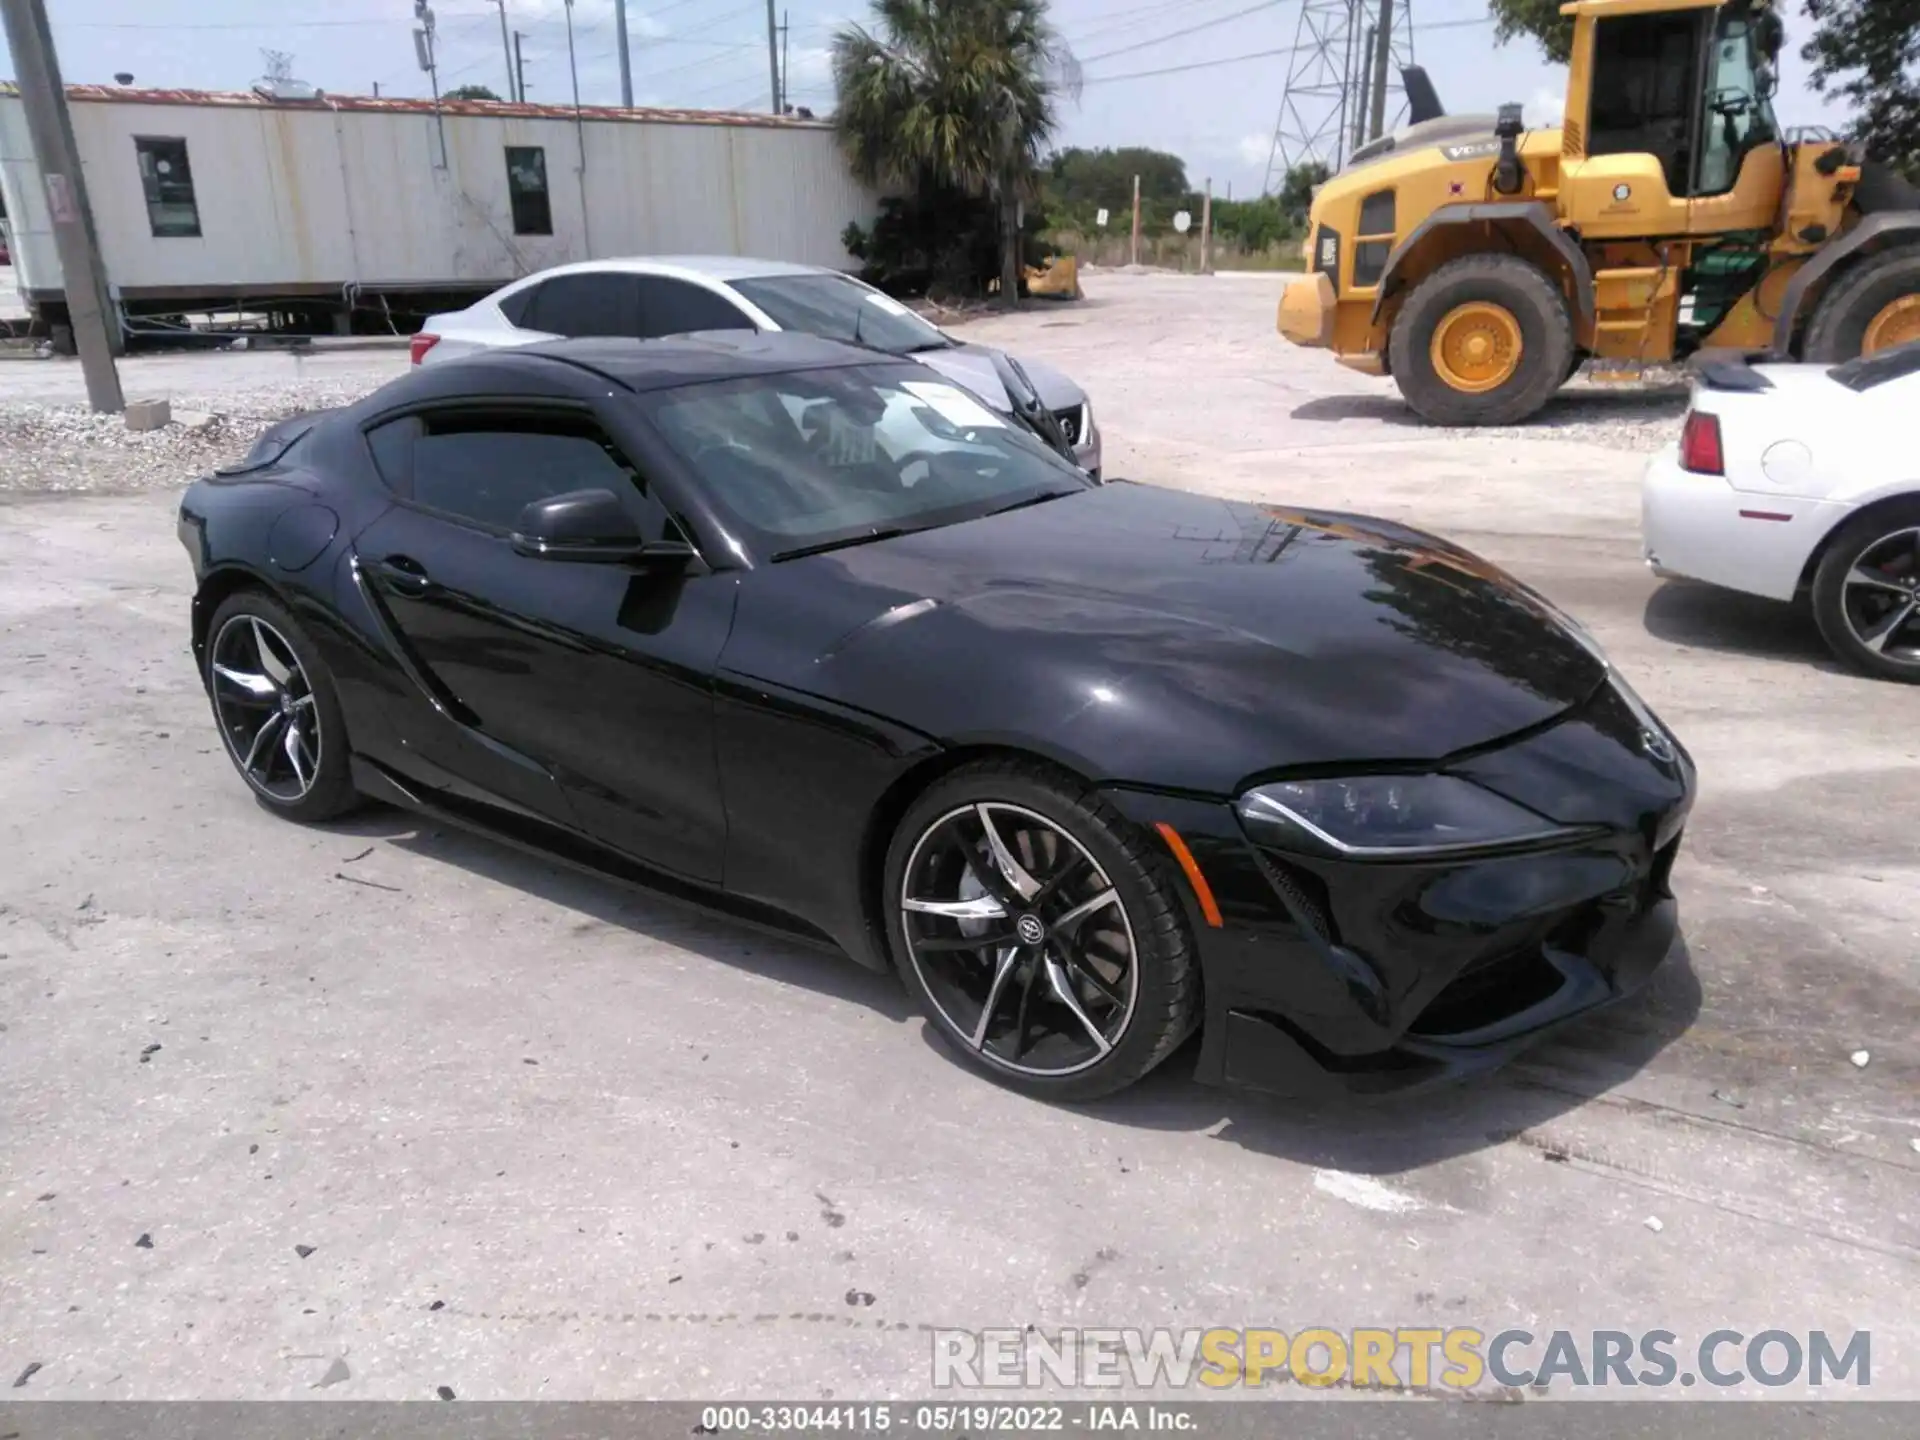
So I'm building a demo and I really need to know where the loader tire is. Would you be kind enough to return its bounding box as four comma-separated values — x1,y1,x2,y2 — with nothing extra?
1389,254,1575,426
1802,245,1920,361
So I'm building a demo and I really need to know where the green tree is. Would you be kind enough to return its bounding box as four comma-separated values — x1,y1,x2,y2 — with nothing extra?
833,0,1078,305
1486,0,1572,64
1484,0,1920,170
444,83,503,102
1278,160,1330,224
1801,0,1920,172
1045,145,1189,229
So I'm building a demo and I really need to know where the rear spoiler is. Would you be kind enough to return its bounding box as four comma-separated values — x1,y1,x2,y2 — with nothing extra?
1828,339,1920,393
1687,349,1773,393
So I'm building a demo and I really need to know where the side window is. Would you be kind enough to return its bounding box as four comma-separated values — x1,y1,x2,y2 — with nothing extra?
635,277,756,338
1587,13,1702,196
407,411,643,532
497,286,536,327
134,137,201,238
366,415,422,492
520,273,636,337
1695,14,1779,197
505,146,552,236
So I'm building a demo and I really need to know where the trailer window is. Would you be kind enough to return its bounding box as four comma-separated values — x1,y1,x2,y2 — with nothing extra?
505,146,552,236
134,137,201,238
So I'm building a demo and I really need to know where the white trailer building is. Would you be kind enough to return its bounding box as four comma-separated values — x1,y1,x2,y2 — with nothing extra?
0,84,875,340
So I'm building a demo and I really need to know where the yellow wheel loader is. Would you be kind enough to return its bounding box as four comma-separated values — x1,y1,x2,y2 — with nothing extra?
1277,0,1920,425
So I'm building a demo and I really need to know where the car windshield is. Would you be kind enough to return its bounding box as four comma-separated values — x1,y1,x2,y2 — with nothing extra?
644,363,1092,561
729,273,953,355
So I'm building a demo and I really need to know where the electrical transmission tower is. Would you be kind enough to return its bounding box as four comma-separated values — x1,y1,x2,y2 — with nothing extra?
1261,0,1415,195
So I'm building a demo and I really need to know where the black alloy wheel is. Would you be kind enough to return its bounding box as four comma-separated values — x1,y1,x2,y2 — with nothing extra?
885,761,1198,1100
1812,505,1920,683
203,591,360,819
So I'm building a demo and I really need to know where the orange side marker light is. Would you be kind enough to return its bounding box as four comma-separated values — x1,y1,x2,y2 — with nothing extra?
1155,823,1224,929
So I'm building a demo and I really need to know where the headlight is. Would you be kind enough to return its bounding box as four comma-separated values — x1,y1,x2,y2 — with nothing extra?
1237,775,1581,858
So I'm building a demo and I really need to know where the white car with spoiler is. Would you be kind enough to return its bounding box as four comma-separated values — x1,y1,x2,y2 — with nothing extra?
1641,343,1920,683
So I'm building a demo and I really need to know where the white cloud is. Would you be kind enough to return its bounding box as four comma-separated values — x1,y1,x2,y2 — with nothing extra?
789,45,833,88
1237,132,1273,167
1528,86,1566,125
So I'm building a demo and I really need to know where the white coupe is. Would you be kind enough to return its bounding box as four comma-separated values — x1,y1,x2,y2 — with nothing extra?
1641,344,1920,683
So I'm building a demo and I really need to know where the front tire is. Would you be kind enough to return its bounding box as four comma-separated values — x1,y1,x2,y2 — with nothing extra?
1810,502,1920,683
203,590,360,820
1388,254,1575,426
883,760,1199,1101
1802,246,1920,361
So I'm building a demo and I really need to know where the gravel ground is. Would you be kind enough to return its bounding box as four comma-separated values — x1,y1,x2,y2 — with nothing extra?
0,381,382,496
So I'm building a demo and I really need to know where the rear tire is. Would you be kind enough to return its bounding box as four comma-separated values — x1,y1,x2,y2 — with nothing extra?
203,590,361,821
1802,245,1920,360
883,759,1198,1102
1810,501,1920,683
1389,254,1576,426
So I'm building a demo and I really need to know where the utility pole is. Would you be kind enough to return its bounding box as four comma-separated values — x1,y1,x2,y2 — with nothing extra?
613,0,633,107
765,0,781,113
414,0,448,168
514,30,530,103
1200,178,1212,275
781,9,791,115
1129,174,1141,267
1368,0,1394,143
493,0,517,102
564,0,589,253
0,0,123,407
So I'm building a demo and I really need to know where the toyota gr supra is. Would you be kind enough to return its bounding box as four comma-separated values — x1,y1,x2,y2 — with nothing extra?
178,332,1695,1101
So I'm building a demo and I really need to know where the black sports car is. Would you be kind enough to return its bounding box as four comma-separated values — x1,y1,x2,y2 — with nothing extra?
178,331,1694,1101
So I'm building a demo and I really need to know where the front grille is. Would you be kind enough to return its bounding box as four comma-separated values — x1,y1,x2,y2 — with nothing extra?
1051,405,1083,446
1409,948,1566,1039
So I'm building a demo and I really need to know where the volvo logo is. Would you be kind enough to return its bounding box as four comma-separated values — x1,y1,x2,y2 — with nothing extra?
1640,727,1676,764
1015,914,1046,946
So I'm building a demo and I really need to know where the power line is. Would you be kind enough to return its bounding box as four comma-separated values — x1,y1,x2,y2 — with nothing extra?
1081,15,1488,87
1068,0,1208,45
63,16,418,30
1079,0,1287,64
630,41,762,88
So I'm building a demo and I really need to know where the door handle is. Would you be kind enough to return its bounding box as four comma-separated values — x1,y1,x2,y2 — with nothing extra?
367,554,435,597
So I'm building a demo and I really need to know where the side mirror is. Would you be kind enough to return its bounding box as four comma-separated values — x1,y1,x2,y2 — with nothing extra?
511,488,692,567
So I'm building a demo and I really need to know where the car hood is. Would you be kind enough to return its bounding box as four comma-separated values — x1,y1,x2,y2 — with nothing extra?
720,483,1607,794
916,343,1086,415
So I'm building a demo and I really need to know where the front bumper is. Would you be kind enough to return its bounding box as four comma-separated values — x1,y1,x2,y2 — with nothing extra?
1105,679,1695,1097
1278,272,1335,348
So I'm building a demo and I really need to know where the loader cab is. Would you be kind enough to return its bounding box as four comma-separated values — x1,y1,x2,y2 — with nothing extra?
1569,0,1781,220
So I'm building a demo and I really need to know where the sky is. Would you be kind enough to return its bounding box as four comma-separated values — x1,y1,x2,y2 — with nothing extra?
3,0,1857,201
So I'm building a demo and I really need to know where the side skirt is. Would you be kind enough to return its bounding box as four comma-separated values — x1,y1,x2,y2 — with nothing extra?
349,754,860,964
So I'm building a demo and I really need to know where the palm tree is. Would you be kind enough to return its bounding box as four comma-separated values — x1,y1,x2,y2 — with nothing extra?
832,0,1077,304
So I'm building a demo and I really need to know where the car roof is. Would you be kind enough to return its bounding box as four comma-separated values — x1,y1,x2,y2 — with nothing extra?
503,255,836,289
402,330,902,397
